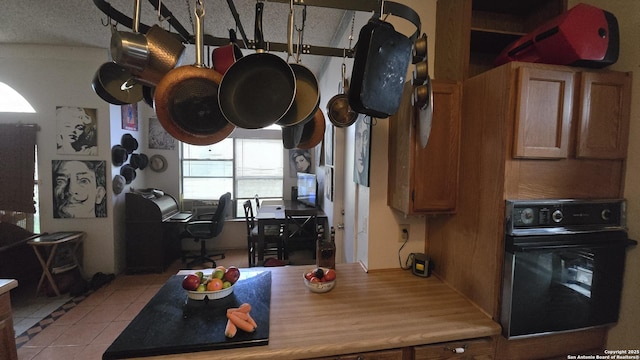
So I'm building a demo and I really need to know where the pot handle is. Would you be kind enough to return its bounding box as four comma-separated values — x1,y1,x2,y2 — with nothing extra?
381,1,421,41
255,2,266,52
133,0,141,33
287,0,294,58
194,0,205,67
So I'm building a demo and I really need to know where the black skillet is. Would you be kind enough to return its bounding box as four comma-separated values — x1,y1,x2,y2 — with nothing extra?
218,2,296,129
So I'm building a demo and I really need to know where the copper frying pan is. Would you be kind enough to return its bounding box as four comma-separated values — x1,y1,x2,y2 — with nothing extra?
154,0,233,145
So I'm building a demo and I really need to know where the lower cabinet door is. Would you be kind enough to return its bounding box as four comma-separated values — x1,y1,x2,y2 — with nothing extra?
414,337,496,359
312,347,407,360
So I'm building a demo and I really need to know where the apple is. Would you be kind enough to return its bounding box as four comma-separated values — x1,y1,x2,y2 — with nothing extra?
182,274,200,291
304,271,314,281
323,269,336,282
213,269,225,279
225,266,241,284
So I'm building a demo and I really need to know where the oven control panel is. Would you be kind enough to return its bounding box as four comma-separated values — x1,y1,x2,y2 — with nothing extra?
506,199,625,234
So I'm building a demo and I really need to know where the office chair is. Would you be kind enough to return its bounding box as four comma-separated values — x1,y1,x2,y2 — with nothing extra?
182,192,231,268
243,200,284,266
283,209,318,260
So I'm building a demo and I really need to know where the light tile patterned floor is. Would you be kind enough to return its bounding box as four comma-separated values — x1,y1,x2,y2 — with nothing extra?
13,249,250,360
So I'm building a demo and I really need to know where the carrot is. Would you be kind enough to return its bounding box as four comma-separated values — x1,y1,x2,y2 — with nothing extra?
224,318,237,338
226,303,252,317
231,311,250,321
228,312,256,332
238,303,252,313
246,313,258,329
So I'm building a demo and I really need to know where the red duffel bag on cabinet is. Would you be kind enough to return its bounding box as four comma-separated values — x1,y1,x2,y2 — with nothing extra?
494,3,619,68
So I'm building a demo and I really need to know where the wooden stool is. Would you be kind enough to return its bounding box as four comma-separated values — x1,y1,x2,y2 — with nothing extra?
28,231,85,297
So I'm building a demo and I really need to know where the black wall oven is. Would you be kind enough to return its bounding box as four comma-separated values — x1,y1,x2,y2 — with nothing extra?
501,199,636,339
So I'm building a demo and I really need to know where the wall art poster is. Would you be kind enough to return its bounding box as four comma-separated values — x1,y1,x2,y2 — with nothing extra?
52,160,107,218
325,166,334,201
56,106,98,155
121,103,138,131
148,117,176,150
354,115,371,187
289,149,313,177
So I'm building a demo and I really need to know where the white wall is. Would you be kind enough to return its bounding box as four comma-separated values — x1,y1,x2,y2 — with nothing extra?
0,45,117,276
349,0,436,270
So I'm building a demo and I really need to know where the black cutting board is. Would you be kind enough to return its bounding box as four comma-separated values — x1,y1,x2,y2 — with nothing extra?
103,270,271,359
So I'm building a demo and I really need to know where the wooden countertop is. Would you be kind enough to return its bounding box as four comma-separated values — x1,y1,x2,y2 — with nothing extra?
0,279,18,296
129,263,501,359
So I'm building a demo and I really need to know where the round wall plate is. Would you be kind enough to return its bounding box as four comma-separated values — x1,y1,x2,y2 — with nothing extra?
149,154,167,172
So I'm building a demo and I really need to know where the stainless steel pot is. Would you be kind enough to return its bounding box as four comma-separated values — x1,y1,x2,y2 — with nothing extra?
110,0,148,73
326,63,357,128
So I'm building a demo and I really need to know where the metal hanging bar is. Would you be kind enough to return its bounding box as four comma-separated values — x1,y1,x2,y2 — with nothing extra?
267,0,380,12
92,0,367,57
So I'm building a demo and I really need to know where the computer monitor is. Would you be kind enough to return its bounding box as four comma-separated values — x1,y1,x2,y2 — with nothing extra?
296,172,317,207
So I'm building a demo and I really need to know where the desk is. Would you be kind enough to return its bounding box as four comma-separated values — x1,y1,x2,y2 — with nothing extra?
125,192,191,273
255,201,327,262
28,232,84,296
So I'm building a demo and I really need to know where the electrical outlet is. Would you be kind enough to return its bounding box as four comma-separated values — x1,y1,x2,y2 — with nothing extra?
399,224,410,242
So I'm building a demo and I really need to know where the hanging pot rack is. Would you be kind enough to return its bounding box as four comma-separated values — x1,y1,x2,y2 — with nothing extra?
92,0,384,58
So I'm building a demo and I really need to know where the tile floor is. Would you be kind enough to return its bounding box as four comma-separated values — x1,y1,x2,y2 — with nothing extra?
11,248,314,360
12,249,248,360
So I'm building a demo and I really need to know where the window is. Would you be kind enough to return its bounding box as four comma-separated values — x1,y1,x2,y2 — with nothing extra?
182,132,284,217
0,145,39,232
0,81,36,113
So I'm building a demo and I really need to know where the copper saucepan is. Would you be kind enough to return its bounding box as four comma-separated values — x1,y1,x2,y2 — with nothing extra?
133,25,186,86
297,108,326,150
153,0,234,145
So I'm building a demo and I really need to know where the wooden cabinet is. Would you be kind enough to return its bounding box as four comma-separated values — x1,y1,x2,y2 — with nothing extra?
388,80,462,215
414,337,495,359
428,62,631,322
513,67,573,159
575,71,632,159
1,290,18,360
427,61,631,360
435,0,566,80
311,348,408,360
513,66,631,160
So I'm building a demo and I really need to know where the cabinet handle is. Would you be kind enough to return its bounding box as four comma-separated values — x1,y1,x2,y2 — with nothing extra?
445,344,467,354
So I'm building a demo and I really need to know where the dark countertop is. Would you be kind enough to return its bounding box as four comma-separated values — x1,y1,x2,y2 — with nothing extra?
103,270,271,359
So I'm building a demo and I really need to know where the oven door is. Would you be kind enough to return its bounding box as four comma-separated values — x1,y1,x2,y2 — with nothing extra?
501,231,630,339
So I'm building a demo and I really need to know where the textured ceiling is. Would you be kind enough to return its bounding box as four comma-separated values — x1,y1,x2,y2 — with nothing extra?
0,0,355,75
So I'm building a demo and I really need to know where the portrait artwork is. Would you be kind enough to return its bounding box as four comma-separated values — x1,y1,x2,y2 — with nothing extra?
56,106,98,155
289,149,313,177
353,115,371,187
52,160,107,218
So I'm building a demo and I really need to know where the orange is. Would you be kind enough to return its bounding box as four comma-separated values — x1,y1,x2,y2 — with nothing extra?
207,278,223,291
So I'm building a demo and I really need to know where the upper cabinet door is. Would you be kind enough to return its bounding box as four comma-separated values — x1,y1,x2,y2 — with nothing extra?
513,67,574,159
576,71,632,159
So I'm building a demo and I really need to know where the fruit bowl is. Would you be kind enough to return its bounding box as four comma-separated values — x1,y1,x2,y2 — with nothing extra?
303,267,336,293
187,283,235,301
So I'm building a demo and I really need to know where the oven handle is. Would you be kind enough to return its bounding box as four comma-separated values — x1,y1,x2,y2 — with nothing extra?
510,239,637,253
